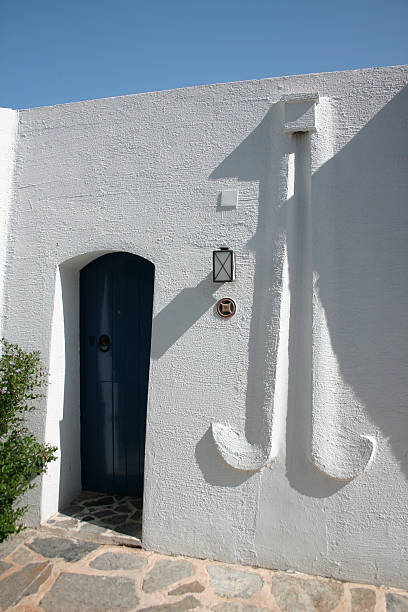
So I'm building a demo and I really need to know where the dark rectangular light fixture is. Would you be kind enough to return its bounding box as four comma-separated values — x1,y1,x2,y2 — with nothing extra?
213,248,235,282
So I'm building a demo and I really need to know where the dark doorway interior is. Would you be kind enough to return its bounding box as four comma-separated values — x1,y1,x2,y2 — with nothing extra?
80,252,155,497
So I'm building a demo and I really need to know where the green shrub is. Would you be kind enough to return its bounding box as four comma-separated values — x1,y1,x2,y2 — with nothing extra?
0,339,57,542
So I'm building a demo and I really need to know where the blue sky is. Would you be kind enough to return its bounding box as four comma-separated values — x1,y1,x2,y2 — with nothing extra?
1,0,407,109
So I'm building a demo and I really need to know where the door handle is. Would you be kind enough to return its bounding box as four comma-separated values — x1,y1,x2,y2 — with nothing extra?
98,334,111,352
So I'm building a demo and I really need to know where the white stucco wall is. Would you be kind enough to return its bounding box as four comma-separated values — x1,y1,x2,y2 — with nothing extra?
0,108,18,338
1,65,408,588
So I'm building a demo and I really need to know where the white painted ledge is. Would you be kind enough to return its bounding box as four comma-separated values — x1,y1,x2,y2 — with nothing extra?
280,92,319,104
281,92,319,134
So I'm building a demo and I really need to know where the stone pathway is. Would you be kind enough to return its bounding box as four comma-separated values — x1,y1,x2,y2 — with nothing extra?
44,490,142,546
1,528,408,611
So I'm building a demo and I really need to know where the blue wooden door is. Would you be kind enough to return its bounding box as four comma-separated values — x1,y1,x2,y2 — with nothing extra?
80,252,154,496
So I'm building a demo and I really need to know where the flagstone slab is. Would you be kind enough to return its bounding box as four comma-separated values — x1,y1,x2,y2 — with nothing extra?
51,491,143,544
207,564,263,599
54,518,78,528
40,573,139,612
0,529,36,559
213,603,270,612
0,538,21,560
386,593,408,611
100,514,125,526
116,503,133,513
117,522,142,537
61,504,83,516
79,514,97,522
350,587,376,611
143,559,193,593
9,545,38,566
83,496,115,507
94,510,113,519
0,561,51,609
0,560,11,574
90,551,147,570
138,595,201,611
270,574,344,611
169,580,205,595
79,523,111,536
27,536,98,562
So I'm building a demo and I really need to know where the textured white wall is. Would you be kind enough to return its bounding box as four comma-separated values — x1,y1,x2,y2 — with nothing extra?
0,108,18,338
1,65,408,588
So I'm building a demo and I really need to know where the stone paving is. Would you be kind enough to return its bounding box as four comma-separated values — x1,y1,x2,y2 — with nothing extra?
1,527,408,611
44,490,142,546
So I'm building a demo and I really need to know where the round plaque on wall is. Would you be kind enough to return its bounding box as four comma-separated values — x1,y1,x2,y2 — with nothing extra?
216,298,236,319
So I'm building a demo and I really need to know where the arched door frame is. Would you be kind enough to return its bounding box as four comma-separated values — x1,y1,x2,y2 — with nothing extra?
41,249,156,522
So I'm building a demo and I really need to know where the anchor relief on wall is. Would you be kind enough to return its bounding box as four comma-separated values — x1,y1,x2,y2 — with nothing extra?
211,93,376,480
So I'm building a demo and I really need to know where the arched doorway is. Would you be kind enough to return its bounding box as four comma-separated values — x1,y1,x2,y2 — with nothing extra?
80,252,155,496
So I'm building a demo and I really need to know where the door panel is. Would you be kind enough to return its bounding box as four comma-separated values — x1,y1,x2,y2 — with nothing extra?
80,252,154,496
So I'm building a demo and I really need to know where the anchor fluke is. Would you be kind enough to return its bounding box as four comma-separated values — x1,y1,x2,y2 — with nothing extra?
211,422,274,471
310,434,376,481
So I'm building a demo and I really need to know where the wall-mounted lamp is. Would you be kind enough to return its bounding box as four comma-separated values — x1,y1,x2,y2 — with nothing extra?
213,247,235,282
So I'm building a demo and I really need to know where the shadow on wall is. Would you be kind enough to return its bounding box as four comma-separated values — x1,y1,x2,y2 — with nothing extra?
58,265,82,509
210,106,288,453
57,252,112,510
202,102,340,494
306,84,408,486
150,273,217,360
195,428,252,487
195,104,300,487
197,84,408,494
